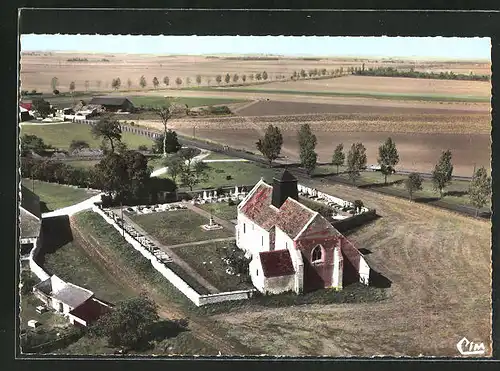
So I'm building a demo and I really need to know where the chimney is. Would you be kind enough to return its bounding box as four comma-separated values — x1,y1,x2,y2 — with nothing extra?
271,169,298,208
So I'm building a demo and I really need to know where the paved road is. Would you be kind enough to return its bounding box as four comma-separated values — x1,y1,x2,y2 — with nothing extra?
42,193,103,218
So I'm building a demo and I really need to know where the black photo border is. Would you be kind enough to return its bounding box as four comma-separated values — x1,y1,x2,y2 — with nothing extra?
1,3,499,371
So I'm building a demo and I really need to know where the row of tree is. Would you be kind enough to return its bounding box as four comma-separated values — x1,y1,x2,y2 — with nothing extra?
255,124,491,214
353,66,490,81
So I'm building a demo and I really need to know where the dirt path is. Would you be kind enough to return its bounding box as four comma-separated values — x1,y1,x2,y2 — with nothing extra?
70,215,252,355
184,203,236,231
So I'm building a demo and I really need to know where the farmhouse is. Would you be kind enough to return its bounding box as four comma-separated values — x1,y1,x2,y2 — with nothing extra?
19,103,34,122
236,169,370,295
88,96,135,112
20,185,42,259
33,275,112,327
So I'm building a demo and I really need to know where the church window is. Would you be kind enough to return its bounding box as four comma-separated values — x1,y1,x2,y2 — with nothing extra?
312,245,323,263
243,223,246,233
261,235,264,246
256,269,259,276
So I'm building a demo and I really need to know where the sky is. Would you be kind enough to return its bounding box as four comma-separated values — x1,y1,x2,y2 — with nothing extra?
20,35,491,60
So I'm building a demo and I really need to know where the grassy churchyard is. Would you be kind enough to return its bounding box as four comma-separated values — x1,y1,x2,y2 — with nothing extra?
21,179,96,212
172,241,253,292
21,123,153,151
128,209,233,246
196,202,238,222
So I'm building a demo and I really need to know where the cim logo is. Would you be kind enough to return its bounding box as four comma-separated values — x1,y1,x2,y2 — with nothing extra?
456,337,486,356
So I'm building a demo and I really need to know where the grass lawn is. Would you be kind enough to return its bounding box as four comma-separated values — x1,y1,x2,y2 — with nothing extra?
20,287,69,331
21,179,96,211
197,202,238,221
161,161,280,190
172,241,253,292
129,209,233,246
147,156,166,171
42,240,131,304
65,160,100,169
202,152,239,160
20,123,154,150
129,95,248,108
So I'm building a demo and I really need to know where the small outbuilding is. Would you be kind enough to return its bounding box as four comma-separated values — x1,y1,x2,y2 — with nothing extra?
88,96,134,112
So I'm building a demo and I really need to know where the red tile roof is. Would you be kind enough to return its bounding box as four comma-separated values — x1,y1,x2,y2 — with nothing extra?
69,298,112,325
259,249,295,278
275,198,316,239
240,182,316,239
20,102,32,111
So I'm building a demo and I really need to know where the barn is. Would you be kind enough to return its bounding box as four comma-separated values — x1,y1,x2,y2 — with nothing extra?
236,169,370,295
88,96,135,112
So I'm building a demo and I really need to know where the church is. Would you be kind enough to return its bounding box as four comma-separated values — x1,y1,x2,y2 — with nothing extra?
235,169,370,295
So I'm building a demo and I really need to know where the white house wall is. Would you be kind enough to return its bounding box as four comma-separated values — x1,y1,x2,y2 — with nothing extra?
358,256,370,285
263,274,295,295
236,213,270,255
249,256,266,292
332,246,343,289
274,227,294,251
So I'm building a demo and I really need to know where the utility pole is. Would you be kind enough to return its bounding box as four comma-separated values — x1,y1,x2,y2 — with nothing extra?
31,170,35,193
121,202,124,237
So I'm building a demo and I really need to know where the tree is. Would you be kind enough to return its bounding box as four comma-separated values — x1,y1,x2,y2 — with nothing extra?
95,152,129,197
152,77,159,89
249,73,255,81
196,75,202,85
69,139,90,153
84,80,90,91
300,69,306,78
468,167,491,216
262,71,268,80
153,107,173,157
20,270,37,295
21,134,51,156
186,77,191,86
297,124,318,175
163,76,169,87
50,77,59,91
91,295,159,350
164,154,184,183
215,75,222,85
225,73,231,84
432,150,453,198
69,81,76,93
127,78,132,89
346,142,367,185
255,124,283,166
180,160,210,191
111,78,121,90
122,150,151,200
96,80,102,89
175,77,182,87
233,74,239,83
377,137,400,184
353,200,364,213
405,172,423,201
31,98,55,119
91,117,122,154
139,75,147,89
255,72,262,81
242,74,247,82
332,143,345,174
153,130,181,155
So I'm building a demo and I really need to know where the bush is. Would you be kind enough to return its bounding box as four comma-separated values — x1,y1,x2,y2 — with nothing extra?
226,175,232,180
53,89,60,95
137,145,149,151
228,199,235,206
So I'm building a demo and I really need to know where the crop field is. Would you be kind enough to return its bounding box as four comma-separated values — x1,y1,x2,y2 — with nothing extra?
20,123,154,150
129,95,248,108
211,179,491,356
237,75,491,99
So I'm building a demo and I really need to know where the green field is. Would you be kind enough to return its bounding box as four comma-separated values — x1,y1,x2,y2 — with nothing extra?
129,209,233,246
43,240,132,304
182,86,489,103
197,202,238,221
202,152,240,160
172,241,253,292
21,123,154,150
21,179,96,211
129,96,248,108
161,161,279,190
